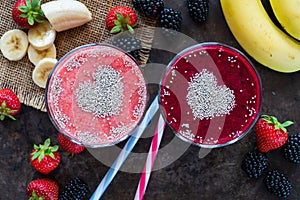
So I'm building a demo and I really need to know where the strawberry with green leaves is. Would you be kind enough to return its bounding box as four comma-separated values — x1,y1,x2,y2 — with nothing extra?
12,0,44,29
0,88,21,120
58,133,85,155
30,138,60,174
255,115,294,152
105,6,137,34
26,178,59,200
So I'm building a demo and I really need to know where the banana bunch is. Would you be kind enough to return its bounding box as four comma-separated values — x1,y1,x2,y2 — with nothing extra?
220,0,300,73
41,0,92,32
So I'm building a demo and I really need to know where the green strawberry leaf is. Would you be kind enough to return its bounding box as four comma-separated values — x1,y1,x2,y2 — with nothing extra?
38,9,44,17
18,6,29,13
34,144,39,150
35,17,44,24
49,152,55,159
44,138,51,147
116,12,125,21
0,101,16,120
127,24,134,34
28,15,35,25
110,25,121,33
20,13,28,19
31,0,38,8
113,20,121,26
51,145,59,152
29,190,45,200
281,121,294,127
31,152,40,161
38,151,44,162
124,15,130,24
26,0,32,10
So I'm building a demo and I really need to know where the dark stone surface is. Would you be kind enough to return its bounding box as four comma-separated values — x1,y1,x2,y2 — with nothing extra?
0,1,299,199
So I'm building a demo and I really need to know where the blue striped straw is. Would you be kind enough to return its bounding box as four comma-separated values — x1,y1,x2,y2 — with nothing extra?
90,96,159,200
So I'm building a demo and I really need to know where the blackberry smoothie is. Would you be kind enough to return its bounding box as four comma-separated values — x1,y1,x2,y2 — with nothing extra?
160,43,262,147
46,44,147,147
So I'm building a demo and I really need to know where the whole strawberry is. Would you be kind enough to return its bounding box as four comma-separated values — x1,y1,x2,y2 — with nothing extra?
0,88,21,120
26,178,59,200
106,6,137,34
12,0,44,29
255,115,293,152
58,133,85,155
30,138,60,174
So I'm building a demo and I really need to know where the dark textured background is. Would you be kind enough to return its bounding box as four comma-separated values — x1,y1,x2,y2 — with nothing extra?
1,1,299,199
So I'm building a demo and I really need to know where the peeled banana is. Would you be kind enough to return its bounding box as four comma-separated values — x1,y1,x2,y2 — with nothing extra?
270,0,300,40
28,44,56,66
0,29,28,61
28,21,56,51
32,58,57,88
41,0,92,32
220,0,300,73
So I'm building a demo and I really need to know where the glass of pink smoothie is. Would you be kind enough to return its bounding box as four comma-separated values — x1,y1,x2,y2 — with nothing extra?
45,44,147,148
159,42,262,148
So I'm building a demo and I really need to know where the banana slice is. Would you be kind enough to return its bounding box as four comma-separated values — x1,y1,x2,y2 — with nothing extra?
32,58,57,88
28,21,56,51
28,44,56,66
0,29,28,61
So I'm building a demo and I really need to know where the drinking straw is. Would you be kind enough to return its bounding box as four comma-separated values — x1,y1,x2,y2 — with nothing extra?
134,114,166,200
90,96,159,200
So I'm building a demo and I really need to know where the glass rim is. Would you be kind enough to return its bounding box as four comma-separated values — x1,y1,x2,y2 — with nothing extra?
158,42,263,148
44,43,149,148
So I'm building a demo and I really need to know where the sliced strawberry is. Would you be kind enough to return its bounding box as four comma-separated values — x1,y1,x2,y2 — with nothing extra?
30,138,60,174
255,115,293,152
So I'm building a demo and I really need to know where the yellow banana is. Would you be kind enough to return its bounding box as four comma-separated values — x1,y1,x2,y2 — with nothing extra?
220,0,300,73
270,0,300,40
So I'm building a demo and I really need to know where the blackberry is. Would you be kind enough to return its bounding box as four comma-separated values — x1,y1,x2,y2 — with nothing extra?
59,177,89,200
283,133,300,163
132,0,164,18
241,149,269,179
187,0,209,23
158,7,182,37
264,170,292,198
112,33,142,62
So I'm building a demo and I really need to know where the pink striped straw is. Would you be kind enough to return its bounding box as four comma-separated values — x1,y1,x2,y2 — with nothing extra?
134,114,166,200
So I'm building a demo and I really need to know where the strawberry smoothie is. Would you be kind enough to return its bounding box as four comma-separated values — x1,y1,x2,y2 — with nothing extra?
160,43,262,147
46,44,147,147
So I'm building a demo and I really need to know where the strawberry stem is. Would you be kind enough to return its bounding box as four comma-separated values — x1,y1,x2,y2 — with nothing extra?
0,101,17,121
110,12,135,34
18,0,44,25
261,115,294,132
29,190,45,200
31,138,59,162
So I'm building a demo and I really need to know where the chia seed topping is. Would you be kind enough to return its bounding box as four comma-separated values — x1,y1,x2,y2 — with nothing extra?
186,69,236,120
75,65,124,118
